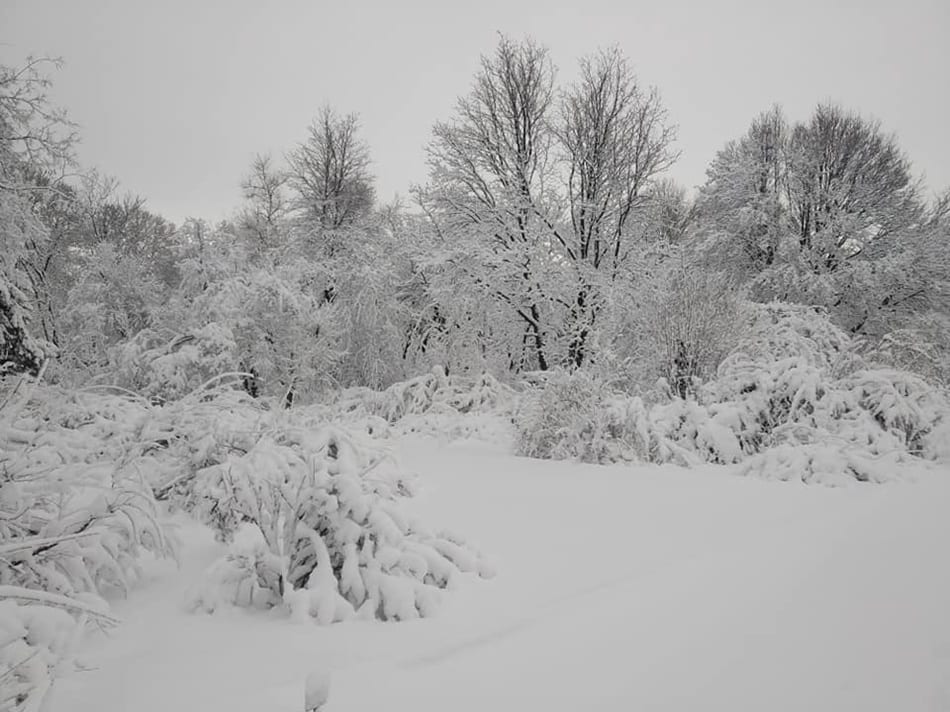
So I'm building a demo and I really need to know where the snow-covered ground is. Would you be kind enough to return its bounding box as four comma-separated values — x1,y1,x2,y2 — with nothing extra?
50,437,950,712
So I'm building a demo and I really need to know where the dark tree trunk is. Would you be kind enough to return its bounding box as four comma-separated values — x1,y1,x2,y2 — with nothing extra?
0,294,42,376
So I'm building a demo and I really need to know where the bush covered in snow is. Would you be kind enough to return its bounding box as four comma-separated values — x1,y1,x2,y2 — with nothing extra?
334,366,514,422
104,325,239,403
636,266,748,398
0,377,175,711
182,405,494,622
327,366,517,443
517,369,650,464
0,594,110,712
0,370,497,708
864,317,950,388
704,305,947,463
516,304,950,483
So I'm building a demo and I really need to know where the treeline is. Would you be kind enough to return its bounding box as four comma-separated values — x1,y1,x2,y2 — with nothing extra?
2,37,948,401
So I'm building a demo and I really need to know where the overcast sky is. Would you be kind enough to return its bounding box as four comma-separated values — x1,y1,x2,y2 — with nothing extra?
3,0,948,225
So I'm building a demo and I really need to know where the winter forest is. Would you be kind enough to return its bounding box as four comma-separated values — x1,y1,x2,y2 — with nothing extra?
2,29,950,712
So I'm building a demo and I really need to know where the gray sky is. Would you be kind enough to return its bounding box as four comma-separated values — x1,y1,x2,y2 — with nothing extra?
3,0,948,225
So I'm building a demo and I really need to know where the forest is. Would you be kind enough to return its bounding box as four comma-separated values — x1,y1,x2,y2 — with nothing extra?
1,36,949,712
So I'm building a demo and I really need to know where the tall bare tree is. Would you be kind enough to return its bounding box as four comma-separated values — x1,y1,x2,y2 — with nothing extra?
559,47,678,271
288,106,374,236
696,103,937,343
1,57,76,373
421,37,679,370
788,104,922,264
558,47,678,365
422,35,558,370
700,103,924,275
240,153,289,246
696,105,789,278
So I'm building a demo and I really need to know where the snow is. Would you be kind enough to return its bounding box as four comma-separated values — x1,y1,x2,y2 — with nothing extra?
304,669,330,711
48,437,950,712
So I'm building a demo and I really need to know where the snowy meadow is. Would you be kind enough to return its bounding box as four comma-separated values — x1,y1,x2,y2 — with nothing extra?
2,32,950,712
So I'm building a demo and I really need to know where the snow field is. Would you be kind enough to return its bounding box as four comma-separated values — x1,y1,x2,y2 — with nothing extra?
51,438,950,712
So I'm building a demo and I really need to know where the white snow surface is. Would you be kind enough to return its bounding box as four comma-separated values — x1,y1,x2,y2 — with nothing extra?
49,436,950,712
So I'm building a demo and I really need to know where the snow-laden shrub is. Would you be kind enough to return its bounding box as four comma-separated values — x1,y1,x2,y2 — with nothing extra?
739,443,906,485
638,267,748,397
923,418,950,461
0,386,176,594
716,303,859,375
78,376,496,623
0,595,106,712
182,411,493,622
516,304,950,483
0,379,175,711
336,366,453,423
83,234,344,405
841,368,944,455
606,256,748,396
516,370,650,464
517,372,750,467
331,366,517,439
107,325,238,402
645,397,750,466
52,241,166,385
865,316,950,387
0,372,497,706
706,306,947,462
160,252,341,403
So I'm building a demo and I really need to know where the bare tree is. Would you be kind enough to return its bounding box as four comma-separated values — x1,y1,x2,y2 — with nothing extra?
240,153,289,246
696,105,789,278
1,57,76,373
421,38,680,370
288,107,374,235
788,104,922,263
559,47,678,271
557,47,678,365
641,264,746,398
848,188,950,337
696,103,938,346
638,178,695,244
422,35,558,370
0,57,76,189
699,103,924,276
66,171,179,287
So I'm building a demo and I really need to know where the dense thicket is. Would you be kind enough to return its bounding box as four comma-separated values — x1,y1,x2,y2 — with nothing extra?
6,41,947,394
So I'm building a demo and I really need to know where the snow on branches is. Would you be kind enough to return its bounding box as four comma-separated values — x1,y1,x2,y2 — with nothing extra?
330,366,517,442
0,379,174,712
173,386,495,622
0,371,499,708
517,304,949,483
185,421,493,622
